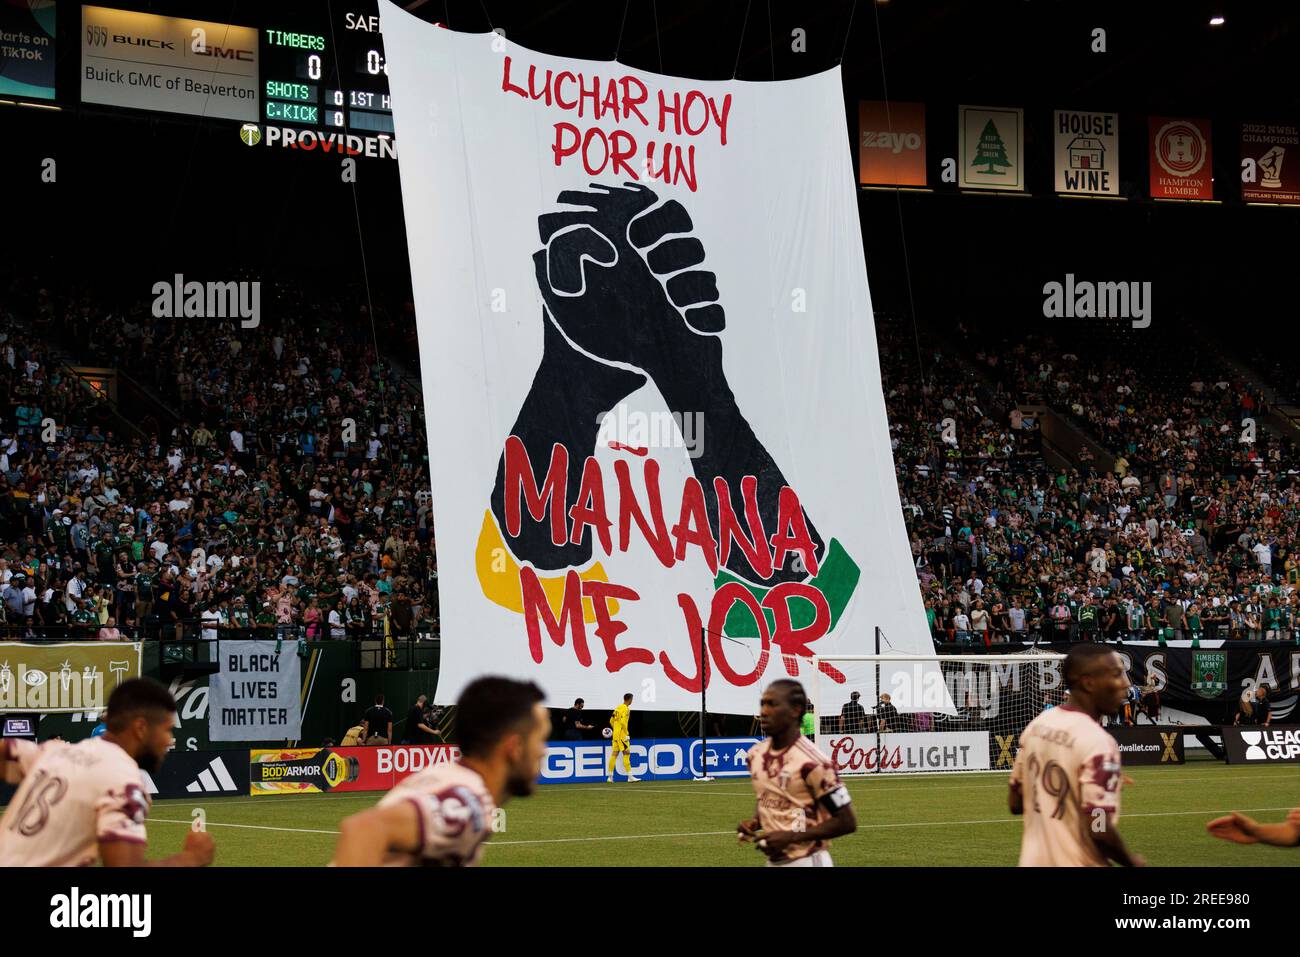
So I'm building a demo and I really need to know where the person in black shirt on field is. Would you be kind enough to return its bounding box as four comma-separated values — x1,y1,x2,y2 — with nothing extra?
1246,685,1273,726
873,693,900,733
839,691,868,733
402,694,437,744
362,693,393,744
561,698,594,740
1138,677,1161,725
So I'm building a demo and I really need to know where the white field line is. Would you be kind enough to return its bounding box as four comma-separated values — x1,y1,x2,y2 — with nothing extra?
148,805,1300,845
486,806,1300,845
151,819,342,835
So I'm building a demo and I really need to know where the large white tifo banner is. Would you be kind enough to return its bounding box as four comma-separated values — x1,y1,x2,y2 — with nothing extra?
381,2,934,713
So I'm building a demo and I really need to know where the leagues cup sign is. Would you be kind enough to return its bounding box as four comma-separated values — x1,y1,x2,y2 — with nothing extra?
208,642,302,742
381,2,934,712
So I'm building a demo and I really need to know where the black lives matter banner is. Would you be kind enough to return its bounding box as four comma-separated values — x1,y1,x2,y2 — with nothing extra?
208,641,302,742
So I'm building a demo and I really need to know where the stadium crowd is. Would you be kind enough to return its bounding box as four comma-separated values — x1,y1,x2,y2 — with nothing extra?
0,271,437,642
879,313,1300,646
4,265,1300,652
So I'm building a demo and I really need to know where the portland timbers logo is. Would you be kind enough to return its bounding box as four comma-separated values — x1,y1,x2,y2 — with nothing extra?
474,182,861,689
1190,651,1227,698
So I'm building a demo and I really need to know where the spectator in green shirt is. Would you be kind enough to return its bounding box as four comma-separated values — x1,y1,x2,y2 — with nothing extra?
230,596,252,633
1077,600,1099,639
69,601,97,636
1264,599,1284,640
800,701,816,740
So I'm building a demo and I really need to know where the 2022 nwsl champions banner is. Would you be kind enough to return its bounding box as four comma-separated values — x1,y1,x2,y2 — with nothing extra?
381,4,933,713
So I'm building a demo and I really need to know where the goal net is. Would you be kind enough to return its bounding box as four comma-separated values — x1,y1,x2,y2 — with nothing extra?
808,652,1066,775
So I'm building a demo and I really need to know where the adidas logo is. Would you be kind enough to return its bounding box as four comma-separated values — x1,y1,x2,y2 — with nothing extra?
187,757,239,793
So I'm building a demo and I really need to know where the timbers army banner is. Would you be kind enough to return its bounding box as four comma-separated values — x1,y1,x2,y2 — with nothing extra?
381,3,935,712
1116,641,1299,725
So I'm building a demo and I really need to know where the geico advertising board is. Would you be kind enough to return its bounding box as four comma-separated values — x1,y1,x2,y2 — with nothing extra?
81,5,258,121
541,738,761,783
823,732,990,774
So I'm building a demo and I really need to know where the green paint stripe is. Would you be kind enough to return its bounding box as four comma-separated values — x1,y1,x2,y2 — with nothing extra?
713,538,860,638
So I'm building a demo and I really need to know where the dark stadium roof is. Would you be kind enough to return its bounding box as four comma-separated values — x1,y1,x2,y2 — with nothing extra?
415,0,1298,115
5,0,1298,329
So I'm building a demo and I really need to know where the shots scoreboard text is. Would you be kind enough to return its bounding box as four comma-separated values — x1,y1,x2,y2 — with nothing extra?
260,12,392,134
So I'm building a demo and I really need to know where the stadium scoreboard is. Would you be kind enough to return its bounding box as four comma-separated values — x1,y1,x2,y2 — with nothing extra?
260,13,393,134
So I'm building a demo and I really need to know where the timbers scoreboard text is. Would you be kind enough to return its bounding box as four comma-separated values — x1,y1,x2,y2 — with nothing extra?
260,10,393,135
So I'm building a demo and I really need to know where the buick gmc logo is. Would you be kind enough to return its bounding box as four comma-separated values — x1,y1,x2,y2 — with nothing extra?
1242,729,1300,761
87,25,107,46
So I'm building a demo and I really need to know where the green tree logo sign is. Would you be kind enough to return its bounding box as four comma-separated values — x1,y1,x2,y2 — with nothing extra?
970,119,1012,176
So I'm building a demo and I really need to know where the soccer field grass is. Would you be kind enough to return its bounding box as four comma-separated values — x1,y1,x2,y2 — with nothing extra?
145,758,1300,867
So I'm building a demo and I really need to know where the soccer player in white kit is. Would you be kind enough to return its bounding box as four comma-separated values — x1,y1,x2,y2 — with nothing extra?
1009,644,1143,867
333,676,550,866
0,677,215,867
739,679,856,867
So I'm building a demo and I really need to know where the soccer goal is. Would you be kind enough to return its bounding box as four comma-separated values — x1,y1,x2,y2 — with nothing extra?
808,652,1066,775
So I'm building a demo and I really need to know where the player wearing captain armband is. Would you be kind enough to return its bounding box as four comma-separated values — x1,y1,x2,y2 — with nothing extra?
739,679,856,867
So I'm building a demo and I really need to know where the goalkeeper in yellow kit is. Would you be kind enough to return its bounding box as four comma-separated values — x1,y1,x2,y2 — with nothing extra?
606,693,640,782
